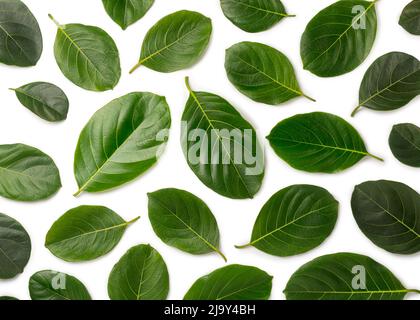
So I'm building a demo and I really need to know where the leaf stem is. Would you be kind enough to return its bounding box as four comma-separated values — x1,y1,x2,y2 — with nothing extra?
351,105,363,117
235,243,251,249
73,188,83,197
285,14,296,18
367,152,384,162
129,61,142,74
185,76,193,93
48,14,61,28
301,93,316,102
408,289,420,294
127,216,140,225
215,248,228,263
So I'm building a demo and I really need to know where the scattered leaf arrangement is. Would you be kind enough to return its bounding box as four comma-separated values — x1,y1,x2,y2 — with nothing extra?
0,0,419,301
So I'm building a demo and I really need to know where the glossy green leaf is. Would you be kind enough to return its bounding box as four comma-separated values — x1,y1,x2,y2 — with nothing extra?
352,52,420,116
73,92,171,195
237,185,338,256
389,123,420,167
130,10,212,73
182,77,264,199
399,0,420,35
351,180,420,254
45,205,139,262
0,0,42,66
0,144,61,201
301,0,377,77
0,213,31,279
108,244,169,300
184,264,272,300
267,112,382,173
220,0,294,33
29,270,91,300
148,188,226,261
11,82,69,122
0,296,18,300
102,0,154,30
225,42,314,105
284,252,420,300
49,14,121,92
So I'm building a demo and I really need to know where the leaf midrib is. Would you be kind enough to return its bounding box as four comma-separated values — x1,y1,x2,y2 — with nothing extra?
216,277,270,300
0,22,32,63
395,127,420,152
229,0,288,17
14,88,63,118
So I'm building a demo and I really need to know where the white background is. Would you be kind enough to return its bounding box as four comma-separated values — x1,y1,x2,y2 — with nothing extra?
0,0,419,300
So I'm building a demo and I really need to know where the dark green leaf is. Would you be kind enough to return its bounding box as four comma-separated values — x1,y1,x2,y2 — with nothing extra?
237,185,338,256
148,188,225,261
389,123,420,167
399,0,420,35
45,205,139,262
267,112,382,173
130,10,212,73
73,92,171,195
0,144,61,201
301,0,377,77
182,77,264,199
225,42,314,105
351,180,420,254
0,296,18,300
102,0,154,30
0,213,31,279
108,244,169,300
184,264,272,300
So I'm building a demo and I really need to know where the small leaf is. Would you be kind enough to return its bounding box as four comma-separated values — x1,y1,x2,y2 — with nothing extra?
399,0,420,35
45,205,139,262
102,0,154,30
184,264,272,300
148,188,226,261
11,82,69,122
108,244,169,300
389,123,420,167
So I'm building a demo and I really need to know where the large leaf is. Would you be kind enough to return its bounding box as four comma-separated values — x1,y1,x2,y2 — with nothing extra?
73,92,171,195
220,0,294,33
49,14,121,92
184,264,272,300
130,10,212,74
108,244,169,300
399,0,420,35
284,252,420,300
351,180,420,254
0,144,61,201
29,270,91,300
11,82,69,122
389,123,420,167
182,77,264,199
225,42,314,105
102,0,154,30
148,188,226,261
352,52,420,116
267,112,382,173
301,0,377,77
45,205,139,262
0,0,42,66
0,213,31,279
237,185,338,256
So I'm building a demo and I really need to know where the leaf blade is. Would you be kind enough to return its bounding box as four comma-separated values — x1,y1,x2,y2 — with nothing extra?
389,123,420,167
102,0,154,30
399,0,420,35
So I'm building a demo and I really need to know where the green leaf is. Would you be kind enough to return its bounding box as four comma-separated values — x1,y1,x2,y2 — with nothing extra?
352,52,420,116
108,244,169,300
0,296,18,300
73,92,171,195
102,0,154,30
237,185,338,256
11,82,69,122
301,0,377,77
130,10,212,74
45,205,139,262
0,0,42,67
184,264,272,300
225,42,314,105
220,0,294,33
399,0,420,35
0,144,61,201
0,213,31,279
351,180,420,254
182,77,264,199
49,14,121,92
389,123,420,167
148,188,226,261
29,270,91,300
284,252,420,300
267,112,382,173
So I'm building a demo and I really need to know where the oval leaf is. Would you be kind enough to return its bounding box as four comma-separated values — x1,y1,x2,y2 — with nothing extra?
267,112,382,173
237,185,338,256
45,205,139,262
102,0,154,30
74,92,171,195
184,264,272,300
182,77,264,199
351,180,420,254
301,0,377,77
148,188,225,261
225,42,314,105
389,123,420,167
0,213,31,279
108,244,169,300
130,10,212,73
399,0,420,35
